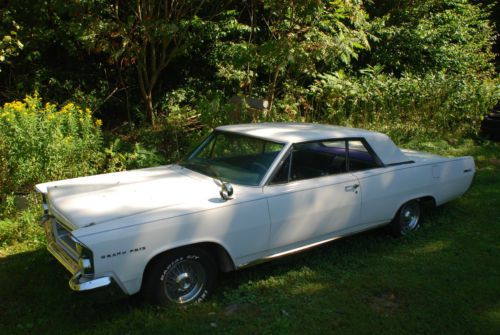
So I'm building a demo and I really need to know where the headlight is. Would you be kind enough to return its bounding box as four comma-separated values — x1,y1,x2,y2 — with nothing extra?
74,239,94,278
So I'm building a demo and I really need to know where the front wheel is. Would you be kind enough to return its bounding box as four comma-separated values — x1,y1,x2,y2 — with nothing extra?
389,200,421,236
142,247,218,305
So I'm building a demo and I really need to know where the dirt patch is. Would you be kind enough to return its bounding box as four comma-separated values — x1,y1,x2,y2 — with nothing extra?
223,302,251,316
370,292,402,315
488,159,500,166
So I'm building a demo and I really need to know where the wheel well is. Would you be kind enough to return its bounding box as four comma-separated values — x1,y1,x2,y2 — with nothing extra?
392,196,436,221
193,242,236,272
141,242,235,291
419,196,436,208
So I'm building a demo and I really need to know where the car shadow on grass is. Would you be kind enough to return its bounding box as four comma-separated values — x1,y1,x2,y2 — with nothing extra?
0,247,146,334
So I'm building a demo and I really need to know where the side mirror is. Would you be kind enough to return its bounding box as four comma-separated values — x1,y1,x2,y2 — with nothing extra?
219,182,234,200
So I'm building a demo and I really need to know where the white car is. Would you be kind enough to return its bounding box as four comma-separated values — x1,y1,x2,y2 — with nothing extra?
36,123,475,304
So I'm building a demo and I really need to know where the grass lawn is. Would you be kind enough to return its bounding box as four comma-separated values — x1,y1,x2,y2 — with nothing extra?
0,140,499,335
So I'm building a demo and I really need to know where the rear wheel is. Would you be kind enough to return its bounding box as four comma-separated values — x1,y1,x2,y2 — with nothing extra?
389,200,421,236
142,247,218,305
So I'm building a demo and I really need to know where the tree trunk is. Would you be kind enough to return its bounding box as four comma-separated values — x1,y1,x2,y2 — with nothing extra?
267,65,281,113
137,65,156,127
144,91,155,127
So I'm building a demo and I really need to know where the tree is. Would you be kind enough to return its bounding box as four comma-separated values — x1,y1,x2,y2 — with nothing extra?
81,0,215,126
0,10,23,70
366,0,496,76
212,0,371,118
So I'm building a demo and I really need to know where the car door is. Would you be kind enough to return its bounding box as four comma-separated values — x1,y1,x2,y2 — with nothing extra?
263,140,361,250
345,139,395,227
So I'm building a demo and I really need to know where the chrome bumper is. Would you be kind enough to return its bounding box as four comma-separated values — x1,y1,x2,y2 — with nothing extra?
69,272,112,291
44,221,112,291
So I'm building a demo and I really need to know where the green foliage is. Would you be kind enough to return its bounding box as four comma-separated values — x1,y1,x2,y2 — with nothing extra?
311,71,499,142
120,86,237,164
0,203,43,247
103,138,166,172
0,0,497,197
0,9,23,67
368,0,496,75
212,0,371,114
78,0,218,125
0,0,124,120
159,85,235,128
0,94,103,211
0,0,497,139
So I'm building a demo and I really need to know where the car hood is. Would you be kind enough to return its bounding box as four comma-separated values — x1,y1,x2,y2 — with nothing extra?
38,165,223,229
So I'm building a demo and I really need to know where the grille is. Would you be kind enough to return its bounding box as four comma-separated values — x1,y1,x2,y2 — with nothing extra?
52,219,79,260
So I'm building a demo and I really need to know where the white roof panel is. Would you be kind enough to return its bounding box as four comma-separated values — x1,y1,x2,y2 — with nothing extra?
216,122,410,165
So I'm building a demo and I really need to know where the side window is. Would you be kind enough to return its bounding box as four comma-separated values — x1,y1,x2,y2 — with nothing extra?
269,153,291,185
347,140,379,171
320,140,348,174
289,140,347,182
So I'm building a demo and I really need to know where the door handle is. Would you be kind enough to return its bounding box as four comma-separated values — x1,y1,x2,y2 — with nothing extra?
345,184,359,192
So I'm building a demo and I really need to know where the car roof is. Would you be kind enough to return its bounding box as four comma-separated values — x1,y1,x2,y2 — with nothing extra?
216,122,410,165
216,122,380,143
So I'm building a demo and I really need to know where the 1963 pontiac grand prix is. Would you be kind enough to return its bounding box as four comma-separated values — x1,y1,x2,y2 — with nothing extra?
36,123,475,304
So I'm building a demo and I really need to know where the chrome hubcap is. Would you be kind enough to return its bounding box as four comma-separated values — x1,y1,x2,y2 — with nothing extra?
176,273,191,290
400,202,420,235
164,260,205,304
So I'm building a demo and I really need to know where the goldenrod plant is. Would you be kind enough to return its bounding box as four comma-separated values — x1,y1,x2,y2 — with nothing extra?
0,94,103,215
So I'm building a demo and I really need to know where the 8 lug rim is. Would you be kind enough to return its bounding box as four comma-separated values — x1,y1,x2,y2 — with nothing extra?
163,259,206,304
400,201,420,235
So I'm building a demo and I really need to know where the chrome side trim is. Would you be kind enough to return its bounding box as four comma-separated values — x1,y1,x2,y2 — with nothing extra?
265,236,342,260
238,221,390,269
238,235,342,269
69,273,112,291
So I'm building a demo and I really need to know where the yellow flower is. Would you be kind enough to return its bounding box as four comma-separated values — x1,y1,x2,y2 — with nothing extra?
4,100,25,113
23,93,40,110
95,119,103,127
60,103,75,114
44,102,56,111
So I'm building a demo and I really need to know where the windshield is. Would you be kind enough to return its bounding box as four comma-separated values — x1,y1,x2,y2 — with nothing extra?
181,131,284,186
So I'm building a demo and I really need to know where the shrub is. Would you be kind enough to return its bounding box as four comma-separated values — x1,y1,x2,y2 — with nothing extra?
0,203,43,247
103,137,166,173
0,93,103,213
367,0,496,76
310,71,499,143
154,87,235,161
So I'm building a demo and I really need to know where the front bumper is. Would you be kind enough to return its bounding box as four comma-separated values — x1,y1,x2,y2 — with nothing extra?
44,220,112,291
69,272,112,291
